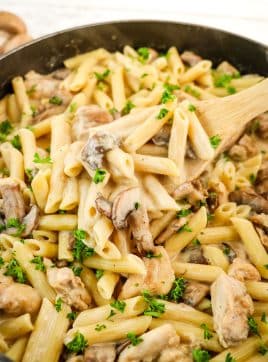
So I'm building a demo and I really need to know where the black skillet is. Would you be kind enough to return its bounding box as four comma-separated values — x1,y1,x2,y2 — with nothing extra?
0,20,267,98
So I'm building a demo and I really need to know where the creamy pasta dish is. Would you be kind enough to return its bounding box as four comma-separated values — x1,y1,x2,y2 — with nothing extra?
0,45,268,362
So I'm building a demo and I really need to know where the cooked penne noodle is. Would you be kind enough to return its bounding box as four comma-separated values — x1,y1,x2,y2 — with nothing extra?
0,314,33,339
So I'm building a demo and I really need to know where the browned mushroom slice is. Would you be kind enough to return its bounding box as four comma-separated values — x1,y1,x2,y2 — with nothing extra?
21,205,39,237
112,187,140,229
256,167,268,195
81,132,119,171
32,105,66,124
229,134,258,161
152,124,171,146
0,11,27,34
0,179,26,220
95,194,112,218
50,68,71,80
256,112,268,139
181,51,202,67
250,212,268,228
173,179,206,204
182,281,209,307
229,188,268,213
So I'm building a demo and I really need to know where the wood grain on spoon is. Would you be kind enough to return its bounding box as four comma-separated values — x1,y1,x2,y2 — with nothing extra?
185,78,268,180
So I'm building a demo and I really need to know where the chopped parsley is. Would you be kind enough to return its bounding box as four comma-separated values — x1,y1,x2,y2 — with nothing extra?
261,312,268,324
161,88,176,104
177,222,192,233
176,208,192,217
214,72,240,88
225,353,236,362
69,102,77,113
94,69,110,81
223,245,231,256
93,168,106,184
259,342,268,355
184,85,201,99
142,290,165,318
0,120,13,135
72,229,94,262
110,300,126,313
122,100,135,116
67,311,78,321
192,348,211,362
145,251,162,259
95,323,106,332
248,316,260,337
200,323,213,340
31,105,38,116
249,173,256,185
192,238,201,246
55,297,63,312
26,84,37,95
95,269,104,280
49,95,63,105
134,202,140,210
188,103,196,112
227,86,236,94
33,152,52,164
66,332,88,353
167,277,186,302
30,256,46,272
209,135,221,149
58,209,67,214
127,332,143,346
264,264,268,269
6,218,26,236
26,168,34,182
4,258,27,283
109,107,118,116
11,135,21,150
72,265,83,277
156,108,168,120
249,120,260,134
107,309,116,320
164,84,180,92
141,73,148,78
0,257,4,268
137,47,150,63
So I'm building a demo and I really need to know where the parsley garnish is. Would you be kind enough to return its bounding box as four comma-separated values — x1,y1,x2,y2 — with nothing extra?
67,311,78,321
214,72,240,88
109,107,118,116
72,265,83,276
66,332,88,353
122,100,135,116
225,353,236,362
249,120,260,134
31,105,38,116
95,324,106,331
137,47,150,63
11,135,21,150
156,108,168,120
164,84,180,92
261,312,268,323
95,269,104,280
248,316,260,337
107,309,116,320
127,332,143,346
200,323,213,340
26,84,37,95
134,202,140,210
55,297,63,312
264,264,268,269
26,168,34,182
33,152,52,164
227,86,236,94
58,209,67,214
209,135,221,149
30,256,46,272
176,208,192,217
93,169,106,184
192,348,211,362
184,85,201,99
0,257,4,268
0,120,13,135
142,290,165,318
177,222,192,233
6,218,26,236
192,238,201,246
259,342,268,355
141,73,148,78
72,229,94,262
110,300,126,313
145,252,162,259
94,69,110,81
4,258,27,283
188,103,196,112
249,173,256,185
161,87,176,104
49,96,63,105
223,245,231,256
69,102,77,113
167,277,186,302
0,168,9,176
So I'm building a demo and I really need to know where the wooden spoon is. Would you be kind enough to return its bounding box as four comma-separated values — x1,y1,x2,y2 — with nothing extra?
185,78,268,180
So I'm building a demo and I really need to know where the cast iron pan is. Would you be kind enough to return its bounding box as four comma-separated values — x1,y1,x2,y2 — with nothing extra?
0,20,268,98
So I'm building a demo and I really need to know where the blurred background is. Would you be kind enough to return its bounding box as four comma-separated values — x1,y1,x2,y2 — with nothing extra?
1,0,268,52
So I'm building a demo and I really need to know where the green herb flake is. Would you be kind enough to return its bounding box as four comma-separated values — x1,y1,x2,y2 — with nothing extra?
0,168,9,176
72,229,94,262
142,290,165,318
109,107,118,116
137,47,150,63
134,202,140,210
26,84,37,96
55,297,63,312
31,105,38,117
145,251,162,259
192,348,211,362
95,269,104,280
66,332,88,353
110,300,126,313
192,238,201,246
176,208,192,218
0,120,13,135
223,245,231,256
11,135,21,150
249,173,256,185
259,342,268,355
127,332,143,346
177,222,192,233
161,89,175,104
0,257,4,268
188,103,196,112
4,258,27,283
33,152,52,164
184,85,201,99
95,324,106,332
49,95,63,105
225,352,236,362
25,168,34,182
94,69,111,82
67,311,78,321
58,209,67,214
69,102,78,113
107,309,116,320
261,312,268,324
249,120,260,134
248,316,261,337
30,256,46,272
72,265,83,277
168,277,186,302
6,218,26,236
141,73,148,78
227,86,236,94
122,100,135,116
93,169,106,184
264,264,268,269
200,323,213,340
209,135,221,149
157,108,168,120
164,84,180,92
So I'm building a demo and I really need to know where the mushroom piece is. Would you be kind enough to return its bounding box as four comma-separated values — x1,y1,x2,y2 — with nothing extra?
80,132,119,171
229,134,258,161
32,105,66,124
84,343,116,362
256,167,268,196
112,187,140,229
72,105,113,141
182,281,209,307
156,216,189,245
255,112,268,139
256,227,268,250
228,257,261,282
172,179,206,204
229,188,268,213
249,212,268,228
95,194,112,219
21,205,39,237
0,179,26,220
181,51,202,67
152,124,171,147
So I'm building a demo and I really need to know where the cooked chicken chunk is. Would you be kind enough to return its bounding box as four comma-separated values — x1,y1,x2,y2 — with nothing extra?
21,204,39,237
182,281,209,307
72,105,113,141
228,258,261,282
47,267,91,310
119,246,174,299
0,179,25,220
255,112,268,139
84,343,116,362
173,179,207,204
158,344,192,362
216,61,239,76
256,167,268,196
211,273,254,348
0,274,41,316
181,51,202,67
229,134,258,161
95,194,112,218
118,324,182,362
229,188,268,213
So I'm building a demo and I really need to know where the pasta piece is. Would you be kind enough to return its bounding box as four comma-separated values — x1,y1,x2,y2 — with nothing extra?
6,336,28,362
59,176,79,211
58,231,74,261
19,128,37,172
38,214,78,231
96,271,119,299
133,153,179,177
179,60,212,83
24,238,58,258
111,65,126,111
172,262,222,282
197,226,239,244
202,245,229,271
0,142,24,180
0,314,33,339
12,76,32,126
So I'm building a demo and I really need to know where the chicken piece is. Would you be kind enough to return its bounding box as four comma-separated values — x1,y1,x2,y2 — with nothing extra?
72,105,113,141
95,194,112,218
256,227,268,250
255,112,268,139
173,179,207,204
0,179,25,220
229,188,268,213
119,246,174,299
152,124,171,147
21,204,39,237
256,167,268,196
216,61,239,76
229,134,258,161
182,281,209,307
156,217,187,244
47,267,91,310
158,344,192,362
32,105,66,123
228,258,260,282
84,343,116,362
80,132,119,171
0,274,41,316
128,205,154,254
211,272,254,348
118,324,181,362
181,51,202,67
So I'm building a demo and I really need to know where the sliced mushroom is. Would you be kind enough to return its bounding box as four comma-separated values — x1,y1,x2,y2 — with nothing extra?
51,68,71,80
95,194,112,219
256,167,268,196
32,105,66,124
229,188,268,213
250,212,268,228
183,281,209,307
152,124,171,146
181,51,202,67
0,179,26,220
80,132,119,171
229,134,258,161
112,187,140,229
255,112,268,139
173,179,206,204
21,205,39,237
